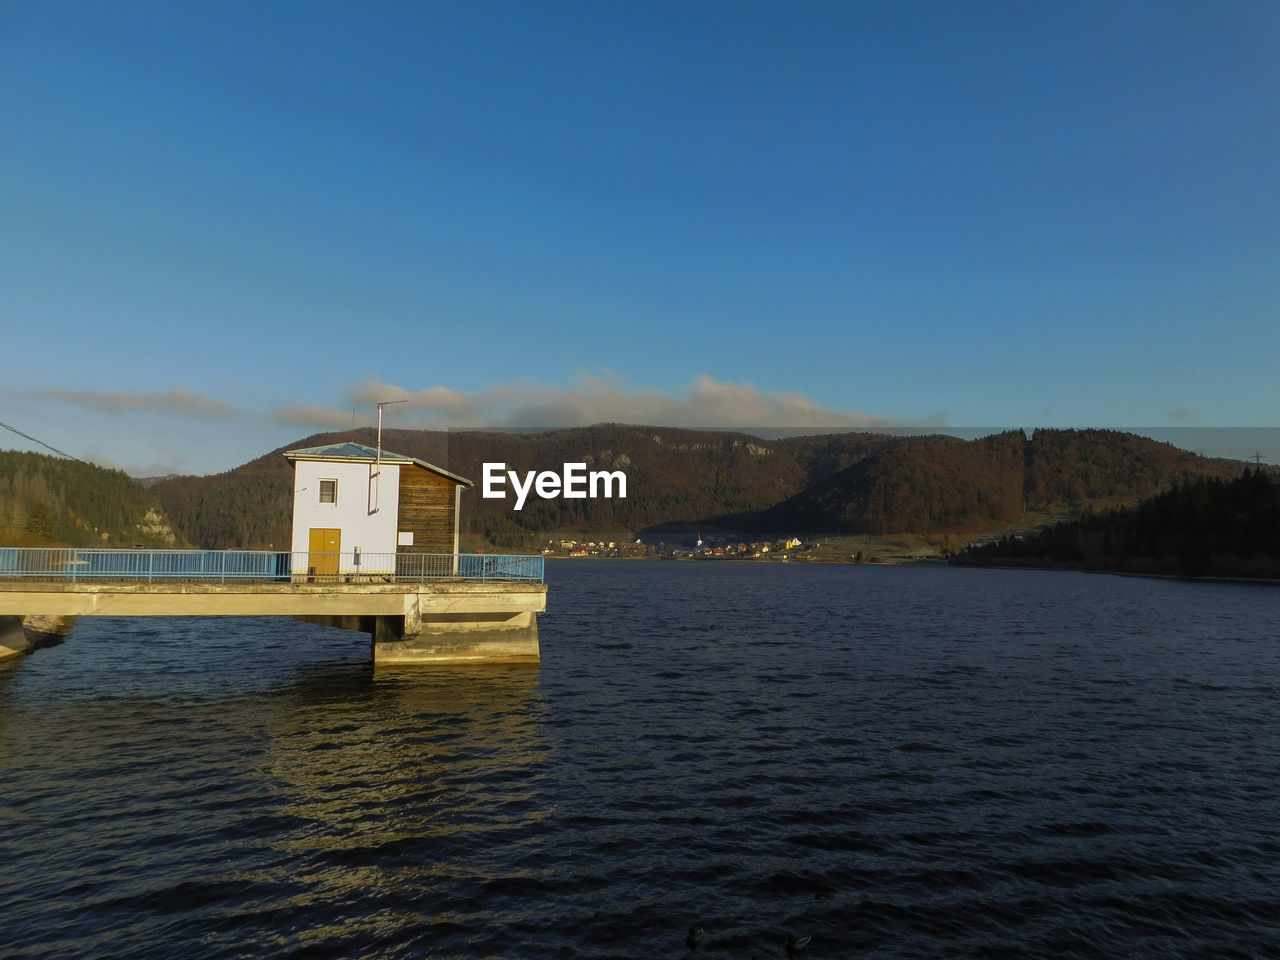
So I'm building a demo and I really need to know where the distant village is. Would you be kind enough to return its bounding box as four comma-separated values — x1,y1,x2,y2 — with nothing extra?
540,534,815,560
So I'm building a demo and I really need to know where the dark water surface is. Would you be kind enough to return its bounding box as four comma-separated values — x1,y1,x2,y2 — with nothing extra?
2,562,1279,958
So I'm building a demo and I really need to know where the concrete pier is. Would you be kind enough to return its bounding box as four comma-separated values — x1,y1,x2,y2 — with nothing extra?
0,580,546,664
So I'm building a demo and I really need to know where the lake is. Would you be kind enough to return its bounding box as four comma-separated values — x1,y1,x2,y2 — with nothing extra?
2,561,1279,958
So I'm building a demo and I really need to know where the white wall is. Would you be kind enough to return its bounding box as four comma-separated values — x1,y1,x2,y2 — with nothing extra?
290,460,400,572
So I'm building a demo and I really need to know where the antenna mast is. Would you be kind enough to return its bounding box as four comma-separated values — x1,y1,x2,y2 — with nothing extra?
373,399,408,513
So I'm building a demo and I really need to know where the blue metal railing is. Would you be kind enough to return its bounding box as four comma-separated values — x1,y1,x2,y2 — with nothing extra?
0,548,544,584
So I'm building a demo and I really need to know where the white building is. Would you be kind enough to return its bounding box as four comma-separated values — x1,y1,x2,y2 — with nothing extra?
284,441,472,577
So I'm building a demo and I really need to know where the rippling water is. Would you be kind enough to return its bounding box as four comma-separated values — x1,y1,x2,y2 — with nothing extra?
2,562,1279,959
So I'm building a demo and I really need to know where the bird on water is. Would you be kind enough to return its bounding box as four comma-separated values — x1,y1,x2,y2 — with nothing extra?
686,926,704,949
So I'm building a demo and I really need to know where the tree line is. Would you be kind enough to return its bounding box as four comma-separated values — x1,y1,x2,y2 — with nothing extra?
145,426,1252,551
0,450,184,547
958,469,1280,579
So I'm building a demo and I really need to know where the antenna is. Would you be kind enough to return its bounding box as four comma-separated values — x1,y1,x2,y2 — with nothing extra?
372,399,408,513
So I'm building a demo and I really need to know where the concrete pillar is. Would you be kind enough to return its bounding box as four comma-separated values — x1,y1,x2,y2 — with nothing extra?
0,616,28,658
296,610,540,664
372,609,540,665
0,614,77,658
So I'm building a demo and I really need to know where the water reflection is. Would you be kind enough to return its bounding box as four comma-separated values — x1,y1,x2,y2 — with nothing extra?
257,664,552,951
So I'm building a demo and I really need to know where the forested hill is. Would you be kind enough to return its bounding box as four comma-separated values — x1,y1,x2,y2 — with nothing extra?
0,450,185,547
148,450,295,551
151,425,809,549
738,428,1247,536
149,426,1249,550
957,469,1280,579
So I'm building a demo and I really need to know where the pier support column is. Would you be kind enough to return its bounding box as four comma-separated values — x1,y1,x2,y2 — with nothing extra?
372,609,540,665
371,585,543,665
290,584,545,665
0,616,27,658
0,614,77,659
293,610,541,664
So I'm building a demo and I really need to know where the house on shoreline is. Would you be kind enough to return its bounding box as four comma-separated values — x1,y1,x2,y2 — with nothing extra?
284,442,472,578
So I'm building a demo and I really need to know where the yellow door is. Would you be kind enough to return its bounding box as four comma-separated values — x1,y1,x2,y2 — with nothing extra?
308,527,341,580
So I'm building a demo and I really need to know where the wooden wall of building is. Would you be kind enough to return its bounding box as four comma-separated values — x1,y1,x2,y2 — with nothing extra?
396,466,459,553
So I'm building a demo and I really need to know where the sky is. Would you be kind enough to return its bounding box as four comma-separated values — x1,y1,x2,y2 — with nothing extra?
2,0,1277,476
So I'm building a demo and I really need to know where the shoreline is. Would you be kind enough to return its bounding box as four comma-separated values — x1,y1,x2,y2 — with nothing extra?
542,554,1280,584
948,557,1280,587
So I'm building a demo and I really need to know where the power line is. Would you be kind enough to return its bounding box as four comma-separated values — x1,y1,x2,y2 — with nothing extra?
0,418,87,464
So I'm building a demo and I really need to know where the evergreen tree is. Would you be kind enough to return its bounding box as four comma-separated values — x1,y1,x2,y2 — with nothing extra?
25,501,53,541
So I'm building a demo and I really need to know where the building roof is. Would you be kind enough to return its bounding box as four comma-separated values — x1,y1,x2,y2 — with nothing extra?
283,442,472,487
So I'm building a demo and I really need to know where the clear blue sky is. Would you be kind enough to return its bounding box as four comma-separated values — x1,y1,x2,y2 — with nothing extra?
2,0,1277,475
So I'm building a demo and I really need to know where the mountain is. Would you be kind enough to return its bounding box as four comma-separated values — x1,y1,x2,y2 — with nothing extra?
0,450,185,548
149,426,1252,551
746,431,1026,534
745,428,1245,536
151,424,809,549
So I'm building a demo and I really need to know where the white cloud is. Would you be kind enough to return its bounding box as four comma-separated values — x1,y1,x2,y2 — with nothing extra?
38,387,244,419
273,404,361,429
332,372,932,430
5,374,953,477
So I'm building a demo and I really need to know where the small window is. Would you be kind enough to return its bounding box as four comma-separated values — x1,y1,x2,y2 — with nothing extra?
319,479,337,504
